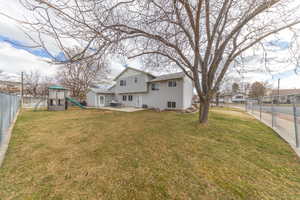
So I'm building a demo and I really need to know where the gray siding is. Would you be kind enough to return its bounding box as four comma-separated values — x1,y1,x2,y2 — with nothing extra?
141,79,184,110
182,76,194,109
115,71,153,94
87,91,97,107
116,94,141,107
88,69,194,110
87,91,114,107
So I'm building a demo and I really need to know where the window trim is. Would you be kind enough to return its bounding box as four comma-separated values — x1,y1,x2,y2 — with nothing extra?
168,80,177,87
167,101,176,108
151,83,160,91
120,80,126,86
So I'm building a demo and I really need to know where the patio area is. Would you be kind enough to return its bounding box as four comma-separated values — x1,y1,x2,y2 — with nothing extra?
96,106,146,112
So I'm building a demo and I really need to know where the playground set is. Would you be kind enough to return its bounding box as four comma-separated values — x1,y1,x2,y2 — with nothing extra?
48,86,85,111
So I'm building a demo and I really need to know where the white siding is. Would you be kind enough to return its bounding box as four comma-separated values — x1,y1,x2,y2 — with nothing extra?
141,79,184,110
182,76,194,109
87,91,115,107
116,94,140,107
87,91,97,107
115,73,152,94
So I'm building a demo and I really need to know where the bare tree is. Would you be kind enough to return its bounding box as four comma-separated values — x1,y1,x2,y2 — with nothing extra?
24,70,42,97
249,81,268,99
7,0,300,123
232,83,240,94
24,70,55,97
56,52,107,100
39,76,56,96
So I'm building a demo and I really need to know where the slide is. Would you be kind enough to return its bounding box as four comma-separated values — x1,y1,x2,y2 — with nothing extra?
66,97,86,109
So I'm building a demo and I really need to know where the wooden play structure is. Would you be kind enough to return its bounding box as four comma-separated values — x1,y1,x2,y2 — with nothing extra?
48,86,68,111
48,86,85,111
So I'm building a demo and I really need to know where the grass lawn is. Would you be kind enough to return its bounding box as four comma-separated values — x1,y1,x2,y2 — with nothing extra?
1,108,300,199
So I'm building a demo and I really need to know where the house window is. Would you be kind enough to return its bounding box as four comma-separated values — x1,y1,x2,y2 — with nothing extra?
122,95,127,101
167,101,176,108
128,95,133,101
151,83,159,91
58,99,62,105
50,99,53,106
134,77,138,83
120,80,126,86
168,80,177,87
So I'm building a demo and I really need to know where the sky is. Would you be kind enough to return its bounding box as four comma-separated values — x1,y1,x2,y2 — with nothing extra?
0,0,300,89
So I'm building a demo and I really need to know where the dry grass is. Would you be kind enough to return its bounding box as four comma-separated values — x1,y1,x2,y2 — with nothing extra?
211,107,254,119
0,108,300,199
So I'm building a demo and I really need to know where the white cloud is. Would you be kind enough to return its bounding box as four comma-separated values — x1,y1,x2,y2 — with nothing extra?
0,0,300,89
0,42,56,80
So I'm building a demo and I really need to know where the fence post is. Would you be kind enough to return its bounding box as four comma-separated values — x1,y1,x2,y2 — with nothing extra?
271,97,274,127
0,94,3,143
260,97,262,120
293,96,299,148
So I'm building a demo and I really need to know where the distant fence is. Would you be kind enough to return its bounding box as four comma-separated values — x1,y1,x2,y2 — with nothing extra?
23,96,47,109
224,95,300,153
0,93,21,145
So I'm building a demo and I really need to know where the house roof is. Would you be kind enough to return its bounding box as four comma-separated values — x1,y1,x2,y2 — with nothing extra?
148,72,185,83
270,89,300,96
48,85,67,90
90,88,114,94
113,67,156,81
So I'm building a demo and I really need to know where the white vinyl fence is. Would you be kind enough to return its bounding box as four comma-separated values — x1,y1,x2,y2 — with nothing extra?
22,96,47,109
0,93,21,145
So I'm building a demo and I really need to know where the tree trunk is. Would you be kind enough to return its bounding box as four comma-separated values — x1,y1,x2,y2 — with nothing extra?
216,92,220,107
199,100,210,124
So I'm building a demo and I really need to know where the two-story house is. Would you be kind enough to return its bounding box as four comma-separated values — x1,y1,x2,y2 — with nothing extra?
87,67,194,110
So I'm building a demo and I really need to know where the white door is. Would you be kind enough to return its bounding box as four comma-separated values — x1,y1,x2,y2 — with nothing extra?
136,96,142,107
98,95,105,107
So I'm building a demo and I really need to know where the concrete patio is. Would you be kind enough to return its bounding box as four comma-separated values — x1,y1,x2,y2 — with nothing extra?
95,106,146,112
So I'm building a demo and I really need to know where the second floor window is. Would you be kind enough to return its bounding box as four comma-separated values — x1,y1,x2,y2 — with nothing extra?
168,80,177,87
120,80,126,86
151,83,160,91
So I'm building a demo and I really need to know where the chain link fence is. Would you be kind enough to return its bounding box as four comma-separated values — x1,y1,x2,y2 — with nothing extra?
225,95,300,151
0,93,21,145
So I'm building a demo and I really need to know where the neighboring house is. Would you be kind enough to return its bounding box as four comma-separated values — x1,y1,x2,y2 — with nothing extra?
219,93,233,103
264,89,300,104
0,80,21,94
231,93,247,103
220,93,247,104
87,67,194,110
